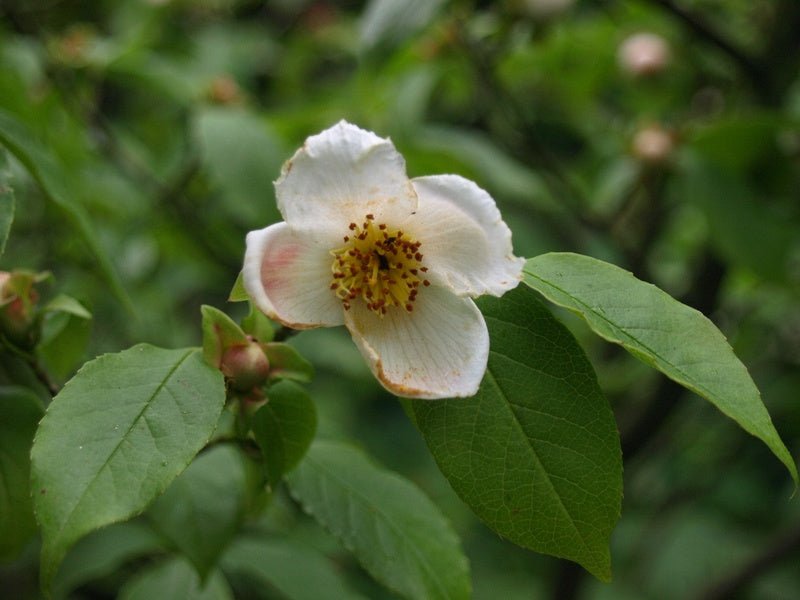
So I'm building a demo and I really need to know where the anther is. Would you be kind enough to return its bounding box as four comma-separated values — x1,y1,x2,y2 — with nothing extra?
330,215,429,317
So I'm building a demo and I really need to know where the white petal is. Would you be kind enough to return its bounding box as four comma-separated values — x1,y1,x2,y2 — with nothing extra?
243,223,344,329
344,286,489,399
276,121,417,236
405,175,524,297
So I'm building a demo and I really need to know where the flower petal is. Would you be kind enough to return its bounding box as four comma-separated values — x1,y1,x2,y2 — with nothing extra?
344,286,489,399
405,175,524,297
243,223,344,329
276,121,417,235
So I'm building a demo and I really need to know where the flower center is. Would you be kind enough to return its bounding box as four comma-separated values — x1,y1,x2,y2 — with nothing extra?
330,214,430,315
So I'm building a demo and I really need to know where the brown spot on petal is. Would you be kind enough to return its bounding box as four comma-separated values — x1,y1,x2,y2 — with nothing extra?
374,358,430,398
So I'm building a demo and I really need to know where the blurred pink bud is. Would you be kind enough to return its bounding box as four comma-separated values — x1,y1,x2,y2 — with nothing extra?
207,75,242,105
632,125,675,165
618,32,671,77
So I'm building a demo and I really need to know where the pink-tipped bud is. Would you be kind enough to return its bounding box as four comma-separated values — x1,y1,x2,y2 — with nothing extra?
632,124,675,165
618,32,671,77
220,341,270,392
0,270,42,349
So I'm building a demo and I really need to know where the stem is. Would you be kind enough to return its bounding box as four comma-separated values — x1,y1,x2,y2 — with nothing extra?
640,0,767,95
30,358,59,396
698,521,800,600
551,560,586,600
453,20,607,252
616,170,668,280
273,326,300,342
756,0,800,104
455,21,587,212
0,335,60,396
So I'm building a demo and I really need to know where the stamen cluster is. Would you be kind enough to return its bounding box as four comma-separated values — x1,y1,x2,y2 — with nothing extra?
330,214,430,315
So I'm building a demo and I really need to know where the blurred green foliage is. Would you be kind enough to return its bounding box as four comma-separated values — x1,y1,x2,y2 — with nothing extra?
1,0,799,598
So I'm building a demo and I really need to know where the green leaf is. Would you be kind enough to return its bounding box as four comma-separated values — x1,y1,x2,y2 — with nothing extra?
523,252,798,483
0,152,14,257
201,305,249,368
241,303,274,343
360,0,445,52
252,380,317,486
38,295,93,382
53,521,164,600
30,344,226,589
194,107,284,227
228,273,249,303
43,294,92,320
286,440,470,600
0,109,134,313
264,342,314,383
0,386,44,561
412,284,622,581
147,444,247,579
37,309,92,383
674,156,797,282
119,557,233,600
221,536,365,600
414,125,556,212
689,114,784,172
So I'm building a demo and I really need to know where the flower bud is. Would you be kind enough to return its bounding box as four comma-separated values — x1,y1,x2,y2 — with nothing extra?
618,32,671,77
0,270,43,349
51,25,94,66
207,75,242,105
220,341,270,392
631,124,675,165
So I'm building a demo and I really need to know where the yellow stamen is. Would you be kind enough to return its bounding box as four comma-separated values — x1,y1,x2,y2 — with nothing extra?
330,216,426,316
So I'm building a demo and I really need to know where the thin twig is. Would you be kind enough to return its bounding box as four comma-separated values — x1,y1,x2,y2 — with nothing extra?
454,21,589,213
697,520,800,600
641,0,767,94
0,335,60,396
272,326,300,343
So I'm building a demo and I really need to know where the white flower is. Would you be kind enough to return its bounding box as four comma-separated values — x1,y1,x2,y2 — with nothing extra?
243,121,524,399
